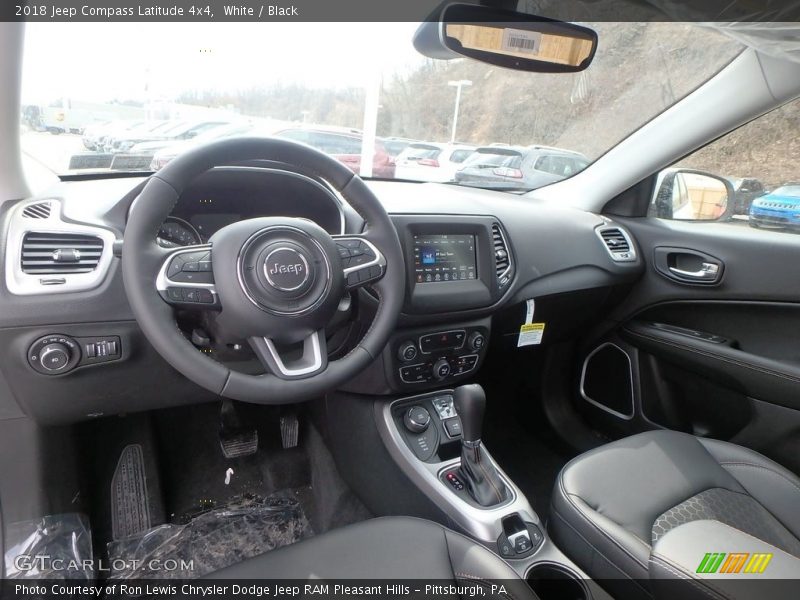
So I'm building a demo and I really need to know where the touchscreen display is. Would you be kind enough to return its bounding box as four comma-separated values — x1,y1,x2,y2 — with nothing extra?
413,234,477,283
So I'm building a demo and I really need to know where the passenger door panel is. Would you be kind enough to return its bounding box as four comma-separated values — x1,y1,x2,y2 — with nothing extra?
577,217,800,473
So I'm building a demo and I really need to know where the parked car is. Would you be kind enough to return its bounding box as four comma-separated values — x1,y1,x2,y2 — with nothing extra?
85,119,146,151
382,137,416,159
454,145,589,190
149,122,274,170
725,176,767,214
80,120,112,150
274,127,396,178
749,184,800,229
102,120,176,153
394,142,474,183
109,120,232,153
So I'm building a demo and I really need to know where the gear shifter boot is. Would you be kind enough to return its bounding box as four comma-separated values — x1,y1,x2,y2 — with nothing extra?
459,440,510,507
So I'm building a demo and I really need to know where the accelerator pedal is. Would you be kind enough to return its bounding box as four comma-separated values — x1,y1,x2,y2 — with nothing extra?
111,444,151,540
219,399,259,459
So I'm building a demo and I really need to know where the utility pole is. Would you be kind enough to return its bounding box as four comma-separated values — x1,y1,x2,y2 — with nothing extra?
448,80,472,143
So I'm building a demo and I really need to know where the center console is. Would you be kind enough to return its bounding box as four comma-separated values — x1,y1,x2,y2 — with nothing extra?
376,385,611,600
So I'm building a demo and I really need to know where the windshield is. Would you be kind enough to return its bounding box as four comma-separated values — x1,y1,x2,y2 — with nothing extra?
20,22,741,192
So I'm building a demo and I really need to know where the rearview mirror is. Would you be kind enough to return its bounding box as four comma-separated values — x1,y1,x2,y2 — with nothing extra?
438,3,597,73
651,169,733,221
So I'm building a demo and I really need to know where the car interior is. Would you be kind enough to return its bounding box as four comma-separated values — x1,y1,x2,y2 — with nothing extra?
1,3,800,599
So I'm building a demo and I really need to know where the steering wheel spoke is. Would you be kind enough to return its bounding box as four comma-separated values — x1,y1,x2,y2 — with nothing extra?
333,235,386,290
249,330,328,380
156,244,220,308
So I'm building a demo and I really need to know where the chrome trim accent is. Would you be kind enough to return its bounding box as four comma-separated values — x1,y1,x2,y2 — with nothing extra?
377,391,541,545
579,342,635,420
263,330,324,377
155,244,218,299
5,199,117,296
417,329,466,354
596,225,637,262
236,226,332,316
492,222,513,282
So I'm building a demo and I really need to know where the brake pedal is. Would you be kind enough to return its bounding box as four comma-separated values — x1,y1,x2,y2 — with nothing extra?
219,400,258,459
280,410,299,449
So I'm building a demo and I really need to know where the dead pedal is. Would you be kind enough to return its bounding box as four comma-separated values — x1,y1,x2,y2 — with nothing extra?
280,412,299,449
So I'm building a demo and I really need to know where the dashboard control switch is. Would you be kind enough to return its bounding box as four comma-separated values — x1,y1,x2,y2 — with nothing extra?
403,406,431,433
444,417,462,438
433,358,451,380
397,341,418,363
40,343,70,372
468,331,486,351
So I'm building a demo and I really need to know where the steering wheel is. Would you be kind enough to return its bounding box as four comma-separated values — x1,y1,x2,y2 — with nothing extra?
122,137,405,403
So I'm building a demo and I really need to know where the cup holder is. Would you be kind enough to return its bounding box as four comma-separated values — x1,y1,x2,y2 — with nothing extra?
526,563,588,600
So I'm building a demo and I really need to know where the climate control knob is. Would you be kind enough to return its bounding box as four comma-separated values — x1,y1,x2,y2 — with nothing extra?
468,331,486,351
403,406,431,433
39,343,71,372
397,341,418,363
433,358,452,380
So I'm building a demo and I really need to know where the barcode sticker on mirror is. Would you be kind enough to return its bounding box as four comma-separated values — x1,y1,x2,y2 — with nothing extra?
502,29,542,55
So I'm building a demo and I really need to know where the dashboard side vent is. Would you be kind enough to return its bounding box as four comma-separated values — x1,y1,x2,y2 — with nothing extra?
21,232,104,274
492,223,512,285
598,227,636,262
21,202,52,219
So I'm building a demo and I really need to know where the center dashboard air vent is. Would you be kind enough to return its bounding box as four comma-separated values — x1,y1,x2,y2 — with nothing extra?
492,223,513,287
597,226,636,262
21,232,104,274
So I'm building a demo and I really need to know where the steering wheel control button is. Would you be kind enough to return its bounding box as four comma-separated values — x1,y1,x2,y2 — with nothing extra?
167,288,183,302
403,406,431,433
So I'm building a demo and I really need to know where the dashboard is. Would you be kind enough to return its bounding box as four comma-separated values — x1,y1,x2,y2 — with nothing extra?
0,169,644,423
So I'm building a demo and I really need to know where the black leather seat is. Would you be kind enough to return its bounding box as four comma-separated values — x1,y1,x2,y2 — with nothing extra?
210,516,537,598
549,430,800,598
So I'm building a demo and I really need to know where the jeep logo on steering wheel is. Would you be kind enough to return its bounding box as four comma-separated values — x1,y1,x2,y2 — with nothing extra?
263,247,311,292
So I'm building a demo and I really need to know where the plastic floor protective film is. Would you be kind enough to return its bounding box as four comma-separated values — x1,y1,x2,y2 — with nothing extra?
108,491,313,579
4,513,94,580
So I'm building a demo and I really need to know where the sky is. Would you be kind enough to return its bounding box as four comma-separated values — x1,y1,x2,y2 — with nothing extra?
22,22,423,105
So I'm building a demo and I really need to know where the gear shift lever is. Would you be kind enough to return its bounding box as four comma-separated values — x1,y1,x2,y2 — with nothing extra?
453,384,509,507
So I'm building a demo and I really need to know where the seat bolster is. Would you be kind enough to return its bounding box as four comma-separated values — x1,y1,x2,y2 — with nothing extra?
550,470,651,583
699,438,800,539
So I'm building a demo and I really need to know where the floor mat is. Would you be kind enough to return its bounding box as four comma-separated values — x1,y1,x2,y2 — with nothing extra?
107,491,312,579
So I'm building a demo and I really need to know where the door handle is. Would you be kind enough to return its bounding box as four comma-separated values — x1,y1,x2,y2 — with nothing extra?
668,262,720,281
654,247,724,285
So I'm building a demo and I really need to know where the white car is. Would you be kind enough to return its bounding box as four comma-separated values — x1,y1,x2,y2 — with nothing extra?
394,143,475,183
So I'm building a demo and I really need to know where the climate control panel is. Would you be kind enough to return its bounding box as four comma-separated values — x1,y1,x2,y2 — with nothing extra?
389,322,489,389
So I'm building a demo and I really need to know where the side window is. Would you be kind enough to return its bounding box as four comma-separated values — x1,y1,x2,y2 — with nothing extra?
450,149,473,163
649,98,799,232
